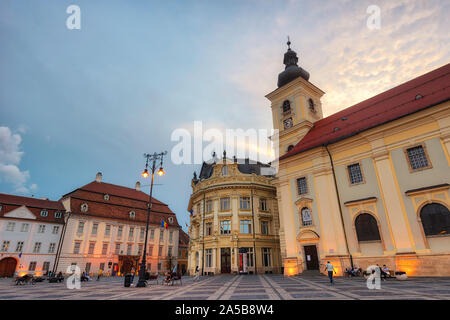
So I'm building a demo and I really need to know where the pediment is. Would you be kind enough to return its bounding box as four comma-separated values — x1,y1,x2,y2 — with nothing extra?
297,229,320,242
4,206,37,220
295,197,313,208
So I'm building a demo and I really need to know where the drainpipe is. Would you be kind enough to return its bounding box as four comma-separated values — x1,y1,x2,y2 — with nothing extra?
201,192,206,276
325,145,354,270
250,188,257,275
53,210,72,275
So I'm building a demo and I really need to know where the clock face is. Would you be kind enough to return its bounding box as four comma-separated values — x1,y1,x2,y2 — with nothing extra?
283,117,293,129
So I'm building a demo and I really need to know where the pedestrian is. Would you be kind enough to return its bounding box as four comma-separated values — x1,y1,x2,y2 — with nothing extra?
193,266,200,282
324,261,336,285
97,269,103,281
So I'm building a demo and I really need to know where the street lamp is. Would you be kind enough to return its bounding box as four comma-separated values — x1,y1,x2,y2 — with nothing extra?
136,151,167,287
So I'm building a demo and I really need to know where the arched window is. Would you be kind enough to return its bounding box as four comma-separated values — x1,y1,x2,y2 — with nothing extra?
282,100,291,113
420,203,450,236
301,207,313,226
222,165,228,176
287,145,294,152
308,98,315,112
355,213,381,242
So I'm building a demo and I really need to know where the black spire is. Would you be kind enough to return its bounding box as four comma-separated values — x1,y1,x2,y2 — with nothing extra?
277,38,310,87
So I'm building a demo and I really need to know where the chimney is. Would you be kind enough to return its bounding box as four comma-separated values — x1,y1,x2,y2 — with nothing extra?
135,181,141,191
95,172,102,182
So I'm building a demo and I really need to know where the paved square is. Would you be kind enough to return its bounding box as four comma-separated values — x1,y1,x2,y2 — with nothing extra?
1,274,450,300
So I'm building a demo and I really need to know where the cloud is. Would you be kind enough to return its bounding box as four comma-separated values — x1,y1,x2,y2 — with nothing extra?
0,126,35,194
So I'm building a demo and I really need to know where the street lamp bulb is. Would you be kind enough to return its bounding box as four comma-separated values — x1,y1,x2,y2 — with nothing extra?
141,169,149,178
157,167,165,176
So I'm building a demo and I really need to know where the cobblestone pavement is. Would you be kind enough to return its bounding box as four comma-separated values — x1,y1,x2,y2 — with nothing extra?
1,274,450,300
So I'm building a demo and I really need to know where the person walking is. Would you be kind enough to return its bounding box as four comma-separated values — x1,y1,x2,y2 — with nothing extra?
97,269,103,281
193,266,200,282
324,261,336,285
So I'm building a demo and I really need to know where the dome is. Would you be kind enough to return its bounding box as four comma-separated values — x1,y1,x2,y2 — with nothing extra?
277,40,310,88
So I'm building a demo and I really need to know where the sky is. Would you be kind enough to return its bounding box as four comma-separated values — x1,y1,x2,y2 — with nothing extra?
1,0,449,232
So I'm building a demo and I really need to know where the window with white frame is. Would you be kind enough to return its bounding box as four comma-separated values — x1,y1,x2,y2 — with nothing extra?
260,198,268,211
205,249,213,267
220,220,231,234
168,246,173,256
206,200,213,213
117,225,123,238
406,145,430,170
129,211,135,219
21,223,29,232
140,227,145,240
88,242,95,254
240,197,251,210
33,242,42,253
73,242,81,254
81,203,88,212
52,226,60,234
247,247,254,267
77,221,85,234
48,243,56,253
54,211,62,218
347,163,364,184
40,210,48,217
240,220,252,234
6,222,15,231
115,243,121,254
169,231,173,242
29,261,37,271
92,223,99,235
301,207,313,226
127,244,132,255
1,241,10,252
102,243,108,255
262,248,272,267
220,198,231,211
297,177,308,195
128,227,134,240
206,222,213,236
38,225,45,233
42,261,50,272
261,221,269,235
138,244,143,255
16,241,24,252
158,246,163,256
104,225,111,237
150,229,155,240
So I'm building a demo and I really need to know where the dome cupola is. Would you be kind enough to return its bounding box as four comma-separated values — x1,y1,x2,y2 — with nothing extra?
277,38,310,88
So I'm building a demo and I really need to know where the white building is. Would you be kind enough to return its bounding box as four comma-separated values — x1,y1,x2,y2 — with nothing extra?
55,173,181,276
0,193,65,277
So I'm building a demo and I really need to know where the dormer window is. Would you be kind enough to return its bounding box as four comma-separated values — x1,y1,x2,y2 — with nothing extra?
81,203,88,212
222,165,228,176
129,211,136,219
168,217,174,223
282,100,291,113
104,194,110,201
287,145,294,152
308,98,316,112
54,211,62,218
40,210,48,217
0,205,2,212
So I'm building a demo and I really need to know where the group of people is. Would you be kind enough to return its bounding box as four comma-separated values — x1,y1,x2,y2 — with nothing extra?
326,262,393,285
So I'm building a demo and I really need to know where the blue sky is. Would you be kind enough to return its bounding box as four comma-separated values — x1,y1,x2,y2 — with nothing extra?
1,0,449,231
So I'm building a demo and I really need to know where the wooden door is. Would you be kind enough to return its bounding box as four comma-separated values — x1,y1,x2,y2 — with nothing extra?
220,248,231,273
304,245,319,270
0,258,17,277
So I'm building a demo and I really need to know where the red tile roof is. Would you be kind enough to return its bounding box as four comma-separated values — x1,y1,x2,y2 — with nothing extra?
280,63,450,160
62,181,180,228
178,229,189,247
0,193,65,224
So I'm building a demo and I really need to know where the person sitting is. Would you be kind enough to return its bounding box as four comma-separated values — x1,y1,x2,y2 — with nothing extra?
381,265,390,280
57,272,64,282
164,271,174,285
344,268,353,277
81,271,90,282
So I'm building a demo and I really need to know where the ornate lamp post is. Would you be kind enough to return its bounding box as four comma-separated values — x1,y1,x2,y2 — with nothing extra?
136,151,167,287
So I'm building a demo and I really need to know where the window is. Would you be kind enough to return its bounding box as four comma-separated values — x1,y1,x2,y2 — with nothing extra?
355,213,381,242
80,203,88,212
348,163,364,184
196,203,201,215
6,222,15,231
127,244,132,255
115,243,121,255
73,242,81,254
54,211,62,218
282,100,291,113
104,194,110,201
38,225,46,233
77,221,85,234
169,231,173,242
287,145,294,152
16,241,24,252
105,225,111,237
247,247,254,267
205,249,213,267
308,98,315,112
92,223,98,235
158,263,162,271
1,241,10,252
168,246,173,257
148,245,153,256
206,200,213,213
43,261,50,272
158,246,163,256
33,242,42,253
262,248,272,267
52,226,60,234
420,203,450,236
168,217,173,223
138,244,143,255
240,197,250,210
99,263,105,271
297,177,308,195
260,198,268,211
21,223,29,232
147,263,151,270
129,227,134,240
29,261,37,271
301,207,313,226
88,242,96,254
220,220,231,235
205,222,213,236
222,165,228,176
150,229,155,240
85,262,91,273
406,145,430,170
261,221,269,235
240,220,252,234
220,198,231,211
40,210,48,217
117,226,123,238
129,211,135,219
48,243,56,253
102,243,108,255
140,228,145,240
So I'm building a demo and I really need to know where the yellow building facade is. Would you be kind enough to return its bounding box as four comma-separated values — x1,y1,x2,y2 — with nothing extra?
268,43,450,276
187,156,282,275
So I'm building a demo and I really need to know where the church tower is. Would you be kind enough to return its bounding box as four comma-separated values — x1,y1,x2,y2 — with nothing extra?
266,39,325,156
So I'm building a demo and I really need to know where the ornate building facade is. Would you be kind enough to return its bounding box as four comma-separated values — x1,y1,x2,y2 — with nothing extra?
268,41,450,276
56,172,181,276
187,155,282,275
